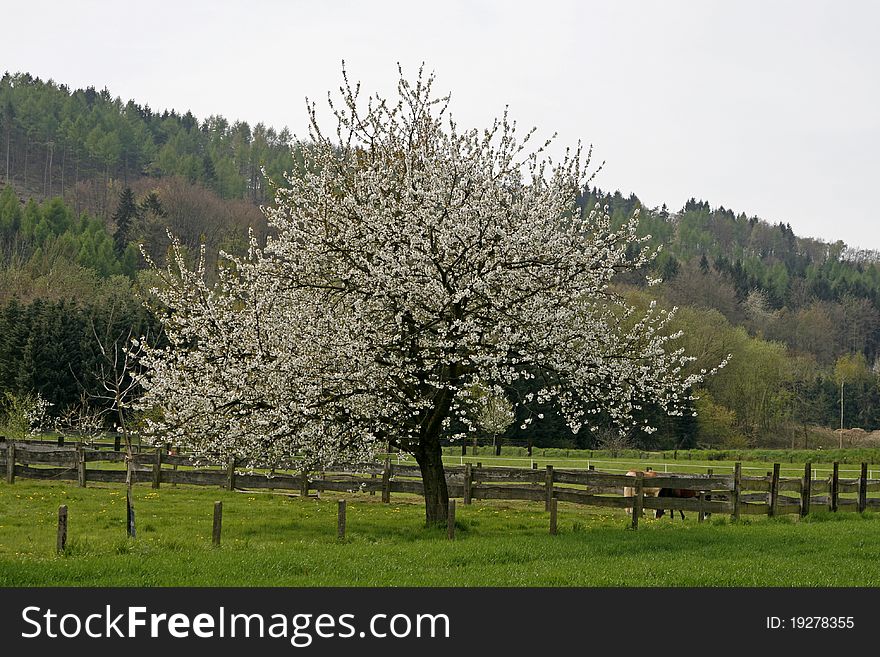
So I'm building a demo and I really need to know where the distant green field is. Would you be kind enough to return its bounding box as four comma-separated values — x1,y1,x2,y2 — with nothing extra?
437,446,880,480
2,479,880,586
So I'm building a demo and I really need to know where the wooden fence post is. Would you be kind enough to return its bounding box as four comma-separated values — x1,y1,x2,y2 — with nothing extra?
114,434,122,452
631,471,644,530
225,457,236,491
381,458,391,503
698,493,705,522
859,462,868,513
831,462,839,512
212,501,222,547
702,468,713,521
801,462,811,517
338,499,346,540
370,472,376,496
447,500,456,540
171,448,179,488
6,441,15,484
545,465,554,512
732,462,741,521
550,498,558,535
57,504,68,553
152,447,162,489
463,463,472,505
76,444,86,488
768,463,780,517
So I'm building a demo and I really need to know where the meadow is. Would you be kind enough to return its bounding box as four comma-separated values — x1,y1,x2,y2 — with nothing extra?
440,446,880,478
2,477,880,587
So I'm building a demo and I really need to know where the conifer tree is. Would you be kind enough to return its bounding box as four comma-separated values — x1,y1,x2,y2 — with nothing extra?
111,187,139,257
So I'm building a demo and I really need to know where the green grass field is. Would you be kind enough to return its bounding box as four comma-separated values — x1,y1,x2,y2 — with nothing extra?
2,479,880,586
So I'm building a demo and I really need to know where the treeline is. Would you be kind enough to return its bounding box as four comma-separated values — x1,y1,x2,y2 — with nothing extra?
0,185,137,278
585,190,880,315
0,276,161,421
564,189,880,448
0,72,301,216
0,182,167,428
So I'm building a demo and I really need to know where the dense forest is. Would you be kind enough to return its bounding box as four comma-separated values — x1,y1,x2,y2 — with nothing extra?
2,71,879,451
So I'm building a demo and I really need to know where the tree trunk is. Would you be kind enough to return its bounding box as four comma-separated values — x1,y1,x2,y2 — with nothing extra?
121,404,136,538
414,438,448,527
43,144,49,195
414,372,457,527
47,142,54,194
125,456,136,538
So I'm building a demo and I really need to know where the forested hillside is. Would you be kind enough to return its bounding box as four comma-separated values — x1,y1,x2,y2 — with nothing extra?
574,189,880,449
2,71,879,451
0,72,299,205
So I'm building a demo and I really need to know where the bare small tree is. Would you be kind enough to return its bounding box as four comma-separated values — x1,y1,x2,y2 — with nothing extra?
96,328,144,538
596,428,634,458
89,320,148,539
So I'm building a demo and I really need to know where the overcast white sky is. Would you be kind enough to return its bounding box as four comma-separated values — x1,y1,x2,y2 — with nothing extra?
3,0,879,248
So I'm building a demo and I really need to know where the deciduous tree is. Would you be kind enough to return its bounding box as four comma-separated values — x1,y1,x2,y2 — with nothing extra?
137,66,723,525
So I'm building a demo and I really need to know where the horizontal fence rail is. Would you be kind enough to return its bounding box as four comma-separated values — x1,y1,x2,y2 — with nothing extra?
2,441,879,527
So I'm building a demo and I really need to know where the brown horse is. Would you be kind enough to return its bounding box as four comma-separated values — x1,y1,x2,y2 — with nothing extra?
656,486,711,520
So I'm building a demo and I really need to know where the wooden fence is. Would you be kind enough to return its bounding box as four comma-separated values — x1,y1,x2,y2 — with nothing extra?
2,441,880,527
